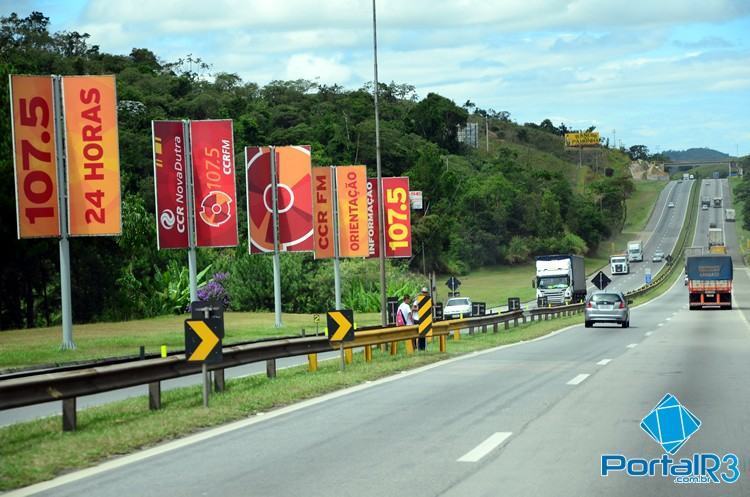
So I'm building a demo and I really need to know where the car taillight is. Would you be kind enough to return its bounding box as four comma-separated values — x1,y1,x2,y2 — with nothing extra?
587,301,593,308
619,301,625,309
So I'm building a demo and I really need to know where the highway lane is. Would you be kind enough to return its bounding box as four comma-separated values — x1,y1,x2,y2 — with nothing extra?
0,180,696,427
19,189,748,497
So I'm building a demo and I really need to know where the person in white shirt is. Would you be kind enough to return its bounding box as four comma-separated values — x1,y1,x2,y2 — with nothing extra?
396,295,414,326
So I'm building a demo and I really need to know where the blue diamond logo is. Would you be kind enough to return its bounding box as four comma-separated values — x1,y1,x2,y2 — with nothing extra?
640,393,701,455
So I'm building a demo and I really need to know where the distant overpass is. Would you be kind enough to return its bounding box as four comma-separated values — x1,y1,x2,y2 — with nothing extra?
663,159,738,173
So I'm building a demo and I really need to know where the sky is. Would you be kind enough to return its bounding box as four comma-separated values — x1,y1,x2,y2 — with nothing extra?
5,0,750,155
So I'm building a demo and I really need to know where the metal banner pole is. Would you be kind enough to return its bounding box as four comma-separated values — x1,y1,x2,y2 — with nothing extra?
270,147,283,327
332,166,342,309
202,363,209,407
372,0,388,325
184,120,198,302
53,76,75,350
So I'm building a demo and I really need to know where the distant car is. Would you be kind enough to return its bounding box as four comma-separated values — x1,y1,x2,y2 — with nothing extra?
585,291,631,328
652,251,665,262
702,204,709,211
443,297,472,319
667,202,675,208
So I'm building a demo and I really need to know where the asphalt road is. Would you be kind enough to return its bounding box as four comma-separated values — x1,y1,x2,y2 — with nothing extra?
0,180,696,427
12,177,749,496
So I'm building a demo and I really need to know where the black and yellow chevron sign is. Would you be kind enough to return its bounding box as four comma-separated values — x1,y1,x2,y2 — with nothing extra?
184,318,223,363
327,309,354,342
416,295,433,337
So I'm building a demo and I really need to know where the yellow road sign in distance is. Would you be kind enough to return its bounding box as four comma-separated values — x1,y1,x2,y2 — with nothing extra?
416,295,433,337
184,319,222,362
565,132,600,147
327,310,354,342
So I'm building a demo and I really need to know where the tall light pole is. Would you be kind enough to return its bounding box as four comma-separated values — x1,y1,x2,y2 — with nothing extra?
372,0,387,324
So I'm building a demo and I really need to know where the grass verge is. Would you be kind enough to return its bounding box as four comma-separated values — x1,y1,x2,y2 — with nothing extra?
0,312,381,371
729,178,750,263
0,313,582,491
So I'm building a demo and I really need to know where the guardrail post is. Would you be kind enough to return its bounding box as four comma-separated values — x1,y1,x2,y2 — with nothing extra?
405,339,414,355
390,341,398,355
62,397,76,432
344,348,353,364
213,369,225,392
308,353,318,372
364,345,373,362
148,381,161,410
266,359,277,378
453,329,460,341
493,322,498,333
504,320,510,330
481,324,487,333
439,335,447,352
514,317,519,327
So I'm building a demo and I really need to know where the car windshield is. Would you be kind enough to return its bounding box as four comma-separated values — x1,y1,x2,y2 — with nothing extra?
538,276,568,289
611,257,626,263
591,293,622,303
446,298,469,306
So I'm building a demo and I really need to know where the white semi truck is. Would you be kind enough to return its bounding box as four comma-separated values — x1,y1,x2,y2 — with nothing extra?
610,254,629,275
533,254,587,306
627,240,644,262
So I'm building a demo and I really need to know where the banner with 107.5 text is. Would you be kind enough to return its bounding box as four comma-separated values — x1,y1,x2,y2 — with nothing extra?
190,120,238,248
9,75,60,238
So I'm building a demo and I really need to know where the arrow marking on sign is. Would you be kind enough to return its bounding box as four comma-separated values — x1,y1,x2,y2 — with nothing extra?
329,312,353,341
187,320,220,361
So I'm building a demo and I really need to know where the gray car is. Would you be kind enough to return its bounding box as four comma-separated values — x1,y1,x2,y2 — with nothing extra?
584,291,631,328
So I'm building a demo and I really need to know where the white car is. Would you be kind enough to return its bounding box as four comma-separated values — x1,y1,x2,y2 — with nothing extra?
667,202,675,208
443,297,472,319
652,251,665,262
702,204,709,211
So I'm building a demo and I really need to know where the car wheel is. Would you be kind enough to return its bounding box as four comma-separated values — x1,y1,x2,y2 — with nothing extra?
622,320,629,328
585,320,592,328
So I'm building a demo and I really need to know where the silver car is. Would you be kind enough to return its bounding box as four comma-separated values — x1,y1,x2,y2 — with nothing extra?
584,291,631,328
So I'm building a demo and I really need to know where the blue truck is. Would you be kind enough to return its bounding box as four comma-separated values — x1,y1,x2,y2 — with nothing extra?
686,255,733,309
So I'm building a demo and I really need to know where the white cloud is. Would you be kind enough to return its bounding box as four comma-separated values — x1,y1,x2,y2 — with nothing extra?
284,54,353,84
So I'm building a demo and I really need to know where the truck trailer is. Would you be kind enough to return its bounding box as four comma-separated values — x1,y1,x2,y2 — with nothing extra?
534,255,587,306
687,255,732,309
627,240,643,262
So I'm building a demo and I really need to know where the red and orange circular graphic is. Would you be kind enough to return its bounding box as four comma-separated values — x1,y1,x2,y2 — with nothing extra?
200,191,233,227
246,146,313,253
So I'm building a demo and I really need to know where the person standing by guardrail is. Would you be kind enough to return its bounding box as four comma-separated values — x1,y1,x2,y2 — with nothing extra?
396,295,413,326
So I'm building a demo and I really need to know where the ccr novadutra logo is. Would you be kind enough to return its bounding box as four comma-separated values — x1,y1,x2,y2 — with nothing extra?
601,393,740,484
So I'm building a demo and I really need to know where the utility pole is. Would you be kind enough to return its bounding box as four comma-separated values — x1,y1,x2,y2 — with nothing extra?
485,116,489,152
372,0,387,325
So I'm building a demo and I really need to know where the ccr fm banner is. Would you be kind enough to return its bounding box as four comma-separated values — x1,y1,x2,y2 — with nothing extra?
336,166,368,258
312,166,335,259
62,75,122,236
190,120,238,248
152,121,189,249
9,75,61,238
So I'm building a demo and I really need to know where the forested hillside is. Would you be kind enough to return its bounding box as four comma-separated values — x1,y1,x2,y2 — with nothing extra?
0,12,633,329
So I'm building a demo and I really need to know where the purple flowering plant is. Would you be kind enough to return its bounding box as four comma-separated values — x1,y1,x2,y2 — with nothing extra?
197,272,230,309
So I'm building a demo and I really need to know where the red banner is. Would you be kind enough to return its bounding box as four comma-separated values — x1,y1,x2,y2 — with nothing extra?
190,120,238,247
152,121,189,249
62,75,121,236
382,177,412,258
246,146,313,253
336,166,368,258
312,166,335,259
366,178,380,258
10,75,60,238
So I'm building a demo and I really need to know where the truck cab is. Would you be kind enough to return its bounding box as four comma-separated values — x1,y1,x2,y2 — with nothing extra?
534,255,587,306
610,255,629,275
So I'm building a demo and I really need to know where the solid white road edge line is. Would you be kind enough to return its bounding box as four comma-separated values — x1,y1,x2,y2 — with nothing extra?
566,374,590,385
457,432,513,463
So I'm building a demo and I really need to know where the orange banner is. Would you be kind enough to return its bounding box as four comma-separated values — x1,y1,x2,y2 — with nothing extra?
10,75,60,238
336,165,368,257
312,167,335,259
63,75,121,236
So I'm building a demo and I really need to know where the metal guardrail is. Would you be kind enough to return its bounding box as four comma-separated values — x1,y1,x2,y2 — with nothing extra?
0,305,583,430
